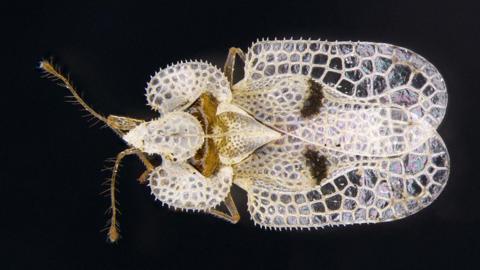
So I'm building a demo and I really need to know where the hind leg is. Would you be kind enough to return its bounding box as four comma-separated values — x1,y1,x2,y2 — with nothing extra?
207,193,240,224
223,47,246,86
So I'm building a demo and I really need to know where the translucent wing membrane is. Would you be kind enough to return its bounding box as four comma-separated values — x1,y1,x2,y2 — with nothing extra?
240,39,447,127
244,133,449,229
146,61,232,115
235,40,449,228
148,159,233,211
234,137,322,191
233,75,434,157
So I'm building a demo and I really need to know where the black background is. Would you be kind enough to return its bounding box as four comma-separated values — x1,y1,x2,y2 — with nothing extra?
3,1,480,269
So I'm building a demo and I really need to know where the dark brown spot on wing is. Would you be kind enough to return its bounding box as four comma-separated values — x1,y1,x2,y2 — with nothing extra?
300,79,324,118
304,149,328,185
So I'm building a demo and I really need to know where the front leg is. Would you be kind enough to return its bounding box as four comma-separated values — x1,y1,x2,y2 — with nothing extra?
105,114,155,184
135,153,155,184
223,47,246,86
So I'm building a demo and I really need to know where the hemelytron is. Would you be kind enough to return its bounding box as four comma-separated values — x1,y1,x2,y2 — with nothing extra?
40,38,449,242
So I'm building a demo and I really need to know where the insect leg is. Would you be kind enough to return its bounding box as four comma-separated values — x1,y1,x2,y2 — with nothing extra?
223,47,246,86
106,148,145,243
207,193,240,224
135,152,155,184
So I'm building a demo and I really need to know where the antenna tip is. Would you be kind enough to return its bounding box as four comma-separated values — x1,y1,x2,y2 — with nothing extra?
108,225,120,243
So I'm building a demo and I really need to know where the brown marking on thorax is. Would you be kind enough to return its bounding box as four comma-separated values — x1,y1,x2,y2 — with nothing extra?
303,149,328,185
211,111,234,151
300,79,324,118
187,93,220,177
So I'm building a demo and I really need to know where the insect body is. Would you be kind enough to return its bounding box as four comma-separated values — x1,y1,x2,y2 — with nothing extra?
41,38,449,242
